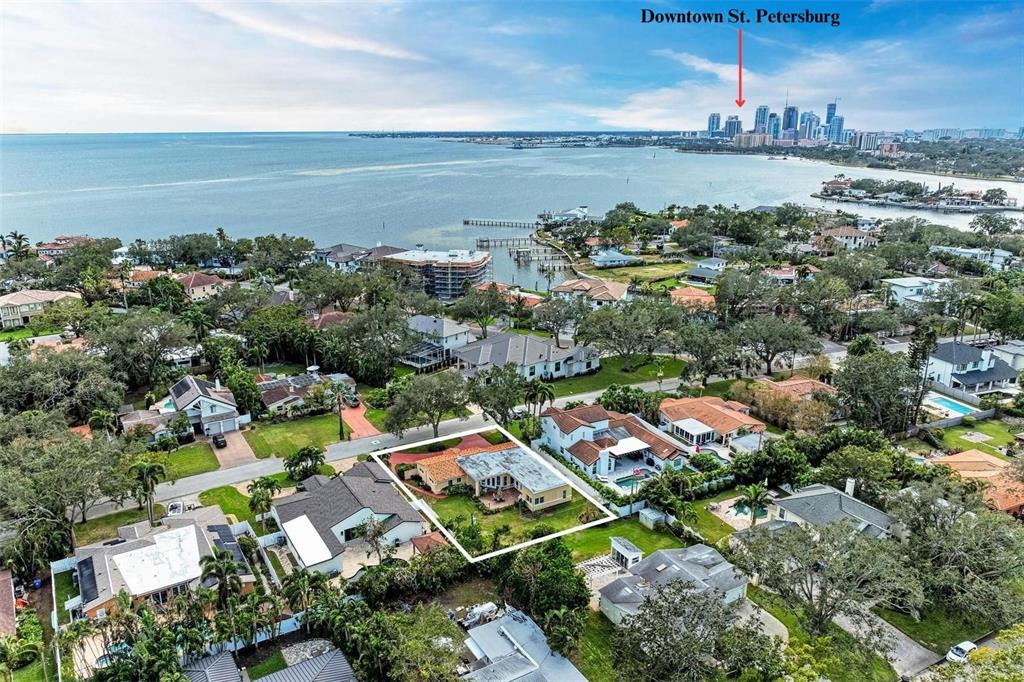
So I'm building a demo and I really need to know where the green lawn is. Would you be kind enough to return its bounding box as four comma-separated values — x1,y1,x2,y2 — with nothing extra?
0,327,60,341
690,488,741,545
248,650,288,679
426,494,602,555
572,610,615,682
577,260,691,284
75,504,166,546
481,430,509,445
872,605,994,654
363,406,471,434
254,362,307,377
506,326,554,338
939,419,1018,460
550,356,687,397
11,654,57,682
52,571,78,626
431,577,502,611
164,442,219,480
263,464,335,489
562,517,683,562
198,486,255,525
677,378,739,399
748,586,897,682
244,413,347,459
266,551,286,579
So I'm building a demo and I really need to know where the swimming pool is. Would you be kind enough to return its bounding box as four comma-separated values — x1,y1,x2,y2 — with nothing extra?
731,502,768,519
928,395,975,416
614,473,650,489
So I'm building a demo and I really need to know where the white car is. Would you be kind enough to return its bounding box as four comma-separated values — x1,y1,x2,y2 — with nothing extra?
946,641,977,663
166,501,184,516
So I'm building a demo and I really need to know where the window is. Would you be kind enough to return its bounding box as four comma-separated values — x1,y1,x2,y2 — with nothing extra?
562,490,567,498
778,509,786,519
555,362,562,371
534,496,544,504
586,361,592,369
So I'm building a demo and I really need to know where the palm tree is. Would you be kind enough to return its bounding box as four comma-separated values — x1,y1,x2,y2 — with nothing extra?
247,488,273,534
0,637,42,682
533,381,555,416
5,231,29,261
249,341,269,373
200,547,244,650
129,461,166,527
282,569,329,633
247,476,282,498
737,483,770,528
653,356,667,392
88,408,117,437
117,260,133,310
284,446,325,482
323,383,350,441
180,306,213,341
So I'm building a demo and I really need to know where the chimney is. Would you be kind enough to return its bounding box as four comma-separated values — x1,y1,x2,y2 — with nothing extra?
215,378,221,391
844,478,856,497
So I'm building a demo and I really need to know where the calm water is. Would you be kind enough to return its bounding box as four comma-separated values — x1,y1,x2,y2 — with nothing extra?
2,133,1021,286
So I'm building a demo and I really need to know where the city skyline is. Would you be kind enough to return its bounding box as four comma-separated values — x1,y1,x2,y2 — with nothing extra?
1,1,1022,133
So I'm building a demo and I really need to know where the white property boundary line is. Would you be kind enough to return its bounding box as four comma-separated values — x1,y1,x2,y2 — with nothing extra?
369,423,617,563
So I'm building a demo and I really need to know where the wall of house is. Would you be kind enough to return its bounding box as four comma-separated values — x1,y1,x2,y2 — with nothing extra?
598,596,628,626
382,521,426,546
520,483,572,511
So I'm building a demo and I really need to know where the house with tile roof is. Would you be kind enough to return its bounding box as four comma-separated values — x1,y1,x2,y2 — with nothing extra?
768,484,893,538
475,282,545,309
550,277,629,308
453,332,599,380
925,341,1019,395
598,543,748,626
764,263,820,285
270,461,426,575
755,376,836,402
658,397,765,447
0,289,82,329
411,443,572,512
175,272,226,301
306,309,355,331
669,286,716,313
815,226,877,253
931,450,1024,515
539,404,691,477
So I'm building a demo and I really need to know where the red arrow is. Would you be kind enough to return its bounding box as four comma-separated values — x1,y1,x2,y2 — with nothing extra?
735,29,745,107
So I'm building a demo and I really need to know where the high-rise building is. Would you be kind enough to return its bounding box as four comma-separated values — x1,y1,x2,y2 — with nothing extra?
854,132,878,151
767,113,781,140
826,115,845,143
826,101,837,125
782,106,799,134
707,113,721,134
800,112,820,140
754,105,770,133
723,115,743,137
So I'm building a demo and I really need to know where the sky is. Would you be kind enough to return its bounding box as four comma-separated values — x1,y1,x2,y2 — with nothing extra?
1,1,1022,133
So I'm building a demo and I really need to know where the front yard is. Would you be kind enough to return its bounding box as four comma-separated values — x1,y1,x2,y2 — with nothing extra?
550,355,686,397
164,442,219,479
74,504,166,546
872,605,995,655
244,413,348,459
198,486,255,525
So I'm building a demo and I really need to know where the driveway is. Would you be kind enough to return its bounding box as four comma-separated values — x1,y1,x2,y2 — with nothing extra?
834,609,943,678
212,430,258,468
738,598,789,642
342,403,380,440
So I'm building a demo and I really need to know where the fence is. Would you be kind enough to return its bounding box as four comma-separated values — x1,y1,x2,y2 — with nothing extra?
928,381,983,406
904,408,997,438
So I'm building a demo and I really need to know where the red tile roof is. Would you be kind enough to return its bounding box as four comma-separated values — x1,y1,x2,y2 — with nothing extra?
411,531,450,554
659,396,765,435
175,272,224,289
0,568,15,637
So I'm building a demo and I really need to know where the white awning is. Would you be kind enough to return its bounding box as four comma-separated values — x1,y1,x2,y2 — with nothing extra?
282,515,333,567
672,418,715,436
609,436,650,456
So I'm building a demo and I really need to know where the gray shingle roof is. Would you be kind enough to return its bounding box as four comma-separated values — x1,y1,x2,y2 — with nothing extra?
775,484,891,536
260,649,355,682
454,332,594,371
183,653,242,682
169,375,237,410
686,267,720,280
953,358,1019,385
408,314,474,338
273,462,421,559
931,341,984,365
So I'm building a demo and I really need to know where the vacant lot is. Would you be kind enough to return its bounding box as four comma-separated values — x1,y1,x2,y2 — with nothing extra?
550,355,686,397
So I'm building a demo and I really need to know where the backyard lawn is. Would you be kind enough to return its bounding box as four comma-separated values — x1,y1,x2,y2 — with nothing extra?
873,605,995,654
573,610,615,682
52,571,78,625
244,413,348,458
562,517,683,562
748,586,897,682
939,419,1018,460
248,650,288,679
198,486,255,525
75,504,166,546
252,362,307,377
424,493,605,555
550,356,686,397
164,442,219,480
690,488,741,545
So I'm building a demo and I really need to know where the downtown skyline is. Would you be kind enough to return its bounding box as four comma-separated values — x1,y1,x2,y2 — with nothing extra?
1,1,1022,133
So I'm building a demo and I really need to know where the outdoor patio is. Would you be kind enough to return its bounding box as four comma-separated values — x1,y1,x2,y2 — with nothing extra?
479,488,521,510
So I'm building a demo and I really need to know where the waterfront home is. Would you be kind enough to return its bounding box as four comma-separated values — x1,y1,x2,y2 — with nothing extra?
550,276,629,308
539,404,689,478
599,543,748,626
35,235,93,260
60,506,254,622
382,249,492,300
590,248,641,268
453,332,599,380
929,245,1018,272
658,396,765,447
880,276,948,307
669,286,716,313
410,442,572,512
309,242,370,272
0,289,81,329
270,461,425,575
931,450,1024,516
475,282,544,308
462,607,587,681
992,339,1024,372
768,483,892,538
684,266,721,285
401,314,477,370
815,226,877,252
174,271,226,301
925,341,1019,395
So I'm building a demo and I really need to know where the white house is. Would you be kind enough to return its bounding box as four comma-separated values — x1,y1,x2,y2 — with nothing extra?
929,245,1018,272
992,340,1024,372
549,277,629,308
270,462,425,576
880,276,948,307
697,257,727,272
590,249,641,268
453,332,599,380
817,226,878,251
402,315,477,369
925,341,1019,395
539,404,690,478
167,375,241,435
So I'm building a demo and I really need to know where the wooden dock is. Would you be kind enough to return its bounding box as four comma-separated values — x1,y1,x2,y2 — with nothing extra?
476,237,534,248
463,218,538,228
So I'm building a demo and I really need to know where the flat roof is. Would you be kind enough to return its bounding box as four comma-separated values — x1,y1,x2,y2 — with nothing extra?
112,525,201,596
457,445,566,493
387,249,490,265
672,417,715,435
282,515,333,567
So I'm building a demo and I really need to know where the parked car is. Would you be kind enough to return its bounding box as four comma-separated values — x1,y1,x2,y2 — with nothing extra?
946,641,978,663
344,394,360,408
212,434,227,448
167,501,184,516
